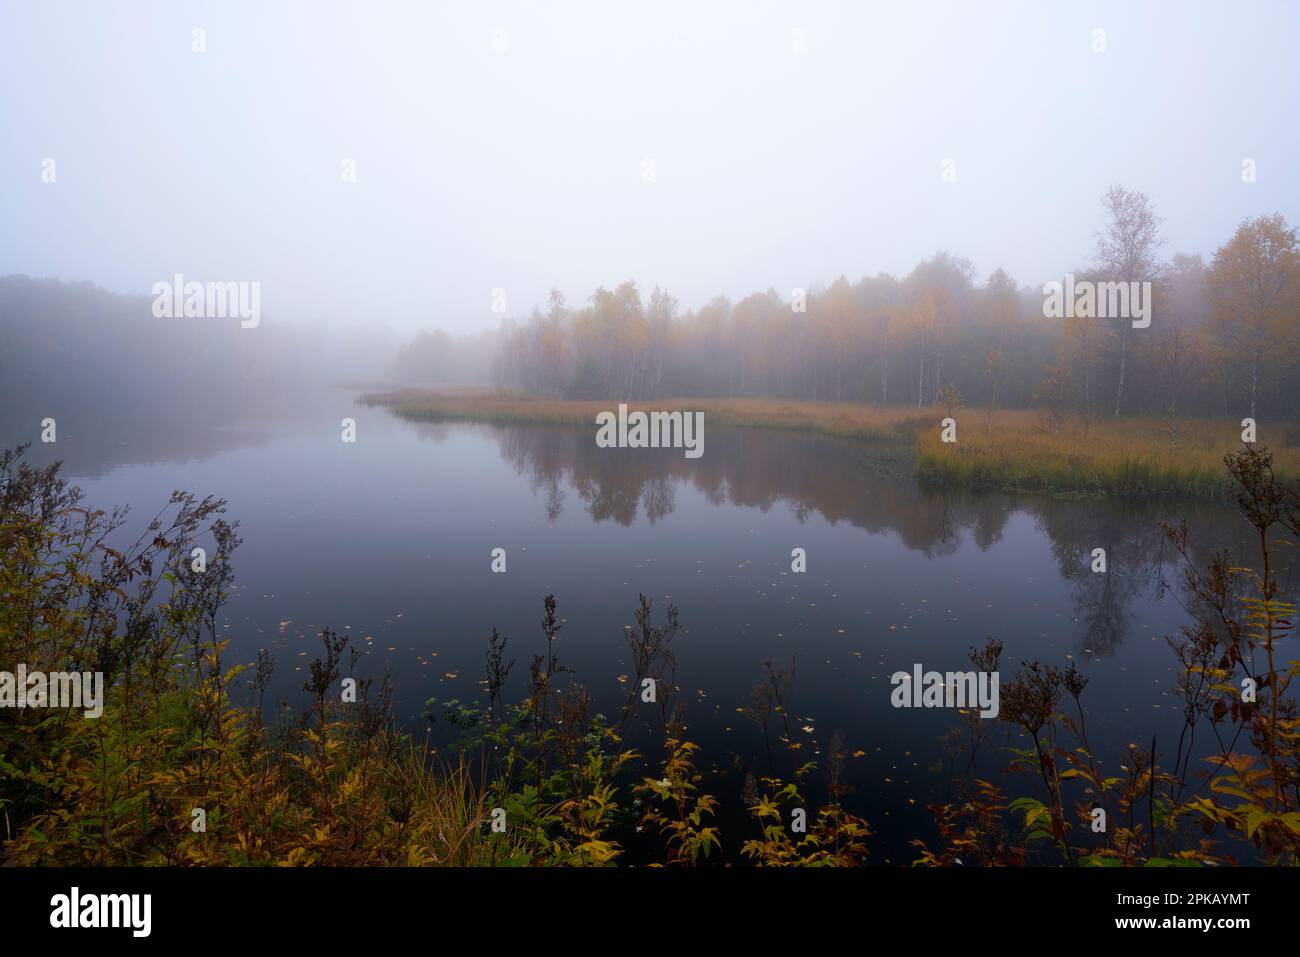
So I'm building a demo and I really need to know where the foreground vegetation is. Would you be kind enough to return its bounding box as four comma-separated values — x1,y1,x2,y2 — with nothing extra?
2,442,1297,866
364,390,1300,498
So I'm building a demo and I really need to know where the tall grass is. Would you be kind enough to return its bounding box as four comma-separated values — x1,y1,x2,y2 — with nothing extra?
364,390,1300,498
917,411,1299,497
361,390,932,441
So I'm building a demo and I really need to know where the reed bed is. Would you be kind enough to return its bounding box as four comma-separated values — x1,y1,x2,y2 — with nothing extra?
363,390,1300,498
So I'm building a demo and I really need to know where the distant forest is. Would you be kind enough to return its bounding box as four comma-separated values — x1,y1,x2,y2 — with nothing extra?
453,190,1299,422
0,275,404,395
6,187,1298,427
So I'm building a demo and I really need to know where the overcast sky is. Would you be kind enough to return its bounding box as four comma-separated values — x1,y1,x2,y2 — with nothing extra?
2,0,1297,334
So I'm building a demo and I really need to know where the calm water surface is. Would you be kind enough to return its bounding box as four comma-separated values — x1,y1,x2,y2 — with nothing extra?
9,387,1279,861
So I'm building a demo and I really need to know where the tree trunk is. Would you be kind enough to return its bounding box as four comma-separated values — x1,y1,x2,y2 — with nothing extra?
934,342,943,404
1251,350,1259,420
880,341,888,404
1113,330,1128,417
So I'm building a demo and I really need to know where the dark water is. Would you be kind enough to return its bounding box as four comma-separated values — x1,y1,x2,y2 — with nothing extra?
4,387,1282,862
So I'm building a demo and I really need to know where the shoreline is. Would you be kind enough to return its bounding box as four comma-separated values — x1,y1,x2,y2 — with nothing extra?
360,390,1297,499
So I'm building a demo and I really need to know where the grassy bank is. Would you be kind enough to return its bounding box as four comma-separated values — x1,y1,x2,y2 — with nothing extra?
361,389,932,441
363,390,1299,498
916,411,1300,497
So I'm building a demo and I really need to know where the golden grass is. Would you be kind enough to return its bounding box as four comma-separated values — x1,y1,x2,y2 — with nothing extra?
360,389,933,440
362,389,1300,497
918,410,1300,496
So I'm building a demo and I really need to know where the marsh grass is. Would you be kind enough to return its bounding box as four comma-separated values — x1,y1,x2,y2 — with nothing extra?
363,389,1300,498
361,390,933,442
917,412,1300,497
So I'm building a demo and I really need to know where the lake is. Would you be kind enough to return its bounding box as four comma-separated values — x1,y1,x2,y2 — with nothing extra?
6,385,1281,862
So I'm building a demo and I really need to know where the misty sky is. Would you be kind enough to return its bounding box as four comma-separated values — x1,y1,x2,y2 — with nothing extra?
2,0,1297,335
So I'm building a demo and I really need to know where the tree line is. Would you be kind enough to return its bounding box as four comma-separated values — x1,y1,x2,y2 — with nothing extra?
460,188,1300,423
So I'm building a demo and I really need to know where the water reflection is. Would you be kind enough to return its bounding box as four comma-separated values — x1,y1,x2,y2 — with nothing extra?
456,421,1296,660
12,400,1290,863
5,385,1292,673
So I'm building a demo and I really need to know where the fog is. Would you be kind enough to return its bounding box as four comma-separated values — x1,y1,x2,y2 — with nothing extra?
2,0,1297,337
5,2,1300,878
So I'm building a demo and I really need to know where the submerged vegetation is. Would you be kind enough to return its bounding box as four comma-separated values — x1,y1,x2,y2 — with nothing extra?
1,441,1297,866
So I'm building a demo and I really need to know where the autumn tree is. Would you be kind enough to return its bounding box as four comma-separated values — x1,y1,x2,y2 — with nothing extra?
1062,267,1103,432
858,273,901,404
820,277,858,400
537,288,570,397
1094,185,1162,417
645,285,678,398
984,347,1005,433
1151,325,1198,451
1035,358,1072,434
1206,214,1300,419
904,253,974,405
983,268,1019,351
